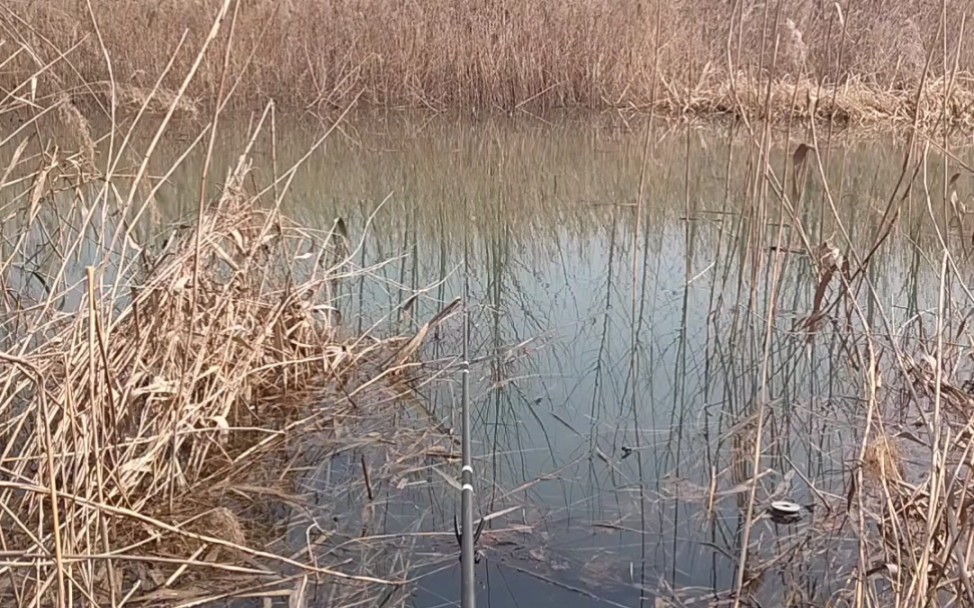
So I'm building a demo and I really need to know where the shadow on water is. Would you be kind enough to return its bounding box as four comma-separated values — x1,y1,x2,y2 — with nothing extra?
38,115,974,606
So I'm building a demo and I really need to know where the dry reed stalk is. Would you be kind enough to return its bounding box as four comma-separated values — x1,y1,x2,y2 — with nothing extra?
0,156,467,604
1,0,973,121
0,56,465,608
0,168,356,599
677,13,974,604
740,85,974,607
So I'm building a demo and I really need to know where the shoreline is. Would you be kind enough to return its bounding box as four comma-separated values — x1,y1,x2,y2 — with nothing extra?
20,75,973,136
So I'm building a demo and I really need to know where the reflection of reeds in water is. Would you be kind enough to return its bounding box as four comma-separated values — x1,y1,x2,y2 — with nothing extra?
207,110,974,606
14,52,974,608
286,120,963,605
269,73,974,608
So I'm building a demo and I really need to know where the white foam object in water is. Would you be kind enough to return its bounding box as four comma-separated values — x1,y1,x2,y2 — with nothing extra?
769,500,801,515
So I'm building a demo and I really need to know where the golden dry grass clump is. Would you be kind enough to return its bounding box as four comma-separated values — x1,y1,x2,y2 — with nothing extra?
0,150,450,605
654,75,974,129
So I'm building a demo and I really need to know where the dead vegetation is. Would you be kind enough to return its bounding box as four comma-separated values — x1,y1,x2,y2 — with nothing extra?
10,1,974,606
0,21,477,607
652,74,974,130
646,116,974,606
0,144,467,605
2,0,974,123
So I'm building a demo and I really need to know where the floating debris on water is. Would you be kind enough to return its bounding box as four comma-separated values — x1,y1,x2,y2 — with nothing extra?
768,500,802,524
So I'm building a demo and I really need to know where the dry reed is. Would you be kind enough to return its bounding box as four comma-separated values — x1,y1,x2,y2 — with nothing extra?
0,20,467,607
0,154,462,605
684,110,974,606
2,0,974,122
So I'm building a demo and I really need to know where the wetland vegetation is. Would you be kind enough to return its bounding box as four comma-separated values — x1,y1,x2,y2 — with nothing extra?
7,0,974,125
4,2,974,608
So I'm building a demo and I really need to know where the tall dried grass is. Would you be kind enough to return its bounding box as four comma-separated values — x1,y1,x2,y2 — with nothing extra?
0,12,464,606
678,68,974,605
2,0,974,120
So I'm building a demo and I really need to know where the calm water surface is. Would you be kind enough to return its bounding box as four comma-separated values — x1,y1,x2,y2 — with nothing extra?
137,116,973,606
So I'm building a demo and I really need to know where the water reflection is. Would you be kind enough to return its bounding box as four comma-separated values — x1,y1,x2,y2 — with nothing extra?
117,117,974,605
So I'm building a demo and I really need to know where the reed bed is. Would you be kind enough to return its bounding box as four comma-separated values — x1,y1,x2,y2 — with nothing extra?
0,161,457,606
657,124,974,606
4,0,974,122
0,35,476,608
653,74,974,130
9,1,974,606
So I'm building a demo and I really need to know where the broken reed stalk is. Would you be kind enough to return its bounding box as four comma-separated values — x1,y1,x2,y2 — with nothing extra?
361,454,374,501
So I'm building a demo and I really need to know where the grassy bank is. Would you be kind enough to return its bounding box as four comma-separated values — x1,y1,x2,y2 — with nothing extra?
5,0,974,125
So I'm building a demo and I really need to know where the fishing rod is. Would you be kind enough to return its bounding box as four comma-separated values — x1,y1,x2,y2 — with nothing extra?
458,198,477,608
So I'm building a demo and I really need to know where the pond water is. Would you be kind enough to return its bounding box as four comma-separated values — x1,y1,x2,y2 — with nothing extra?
132,115,973,606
